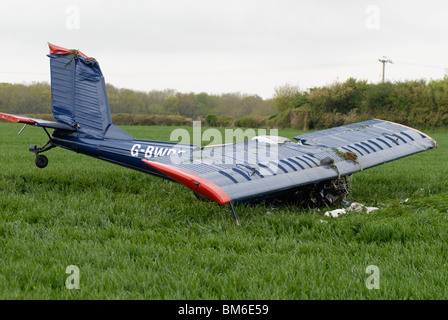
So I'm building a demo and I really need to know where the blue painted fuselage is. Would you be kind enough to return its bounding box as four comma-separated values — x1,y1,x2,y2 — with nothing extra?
51,129,194,180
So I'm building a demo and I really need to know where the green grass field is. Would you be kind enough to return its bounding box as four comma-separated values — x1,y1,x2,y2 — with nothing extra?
0,122,447,299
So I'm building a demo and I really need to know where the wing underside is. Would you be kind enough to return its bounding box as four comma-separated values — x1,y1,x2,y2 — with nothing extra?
142,119,437,204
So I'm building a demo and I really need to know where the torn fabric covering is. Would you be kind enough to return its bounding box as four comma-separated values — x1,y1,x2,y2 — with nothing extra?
48,43,90,59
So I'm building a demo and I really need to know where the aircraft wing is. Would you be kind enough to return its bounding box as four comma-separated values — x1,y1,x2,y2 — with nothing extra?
144,119,436,205
0,113,76,131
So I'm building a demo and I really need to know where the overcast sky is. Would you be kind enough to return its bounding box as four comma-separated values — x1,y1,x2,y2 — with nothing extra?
1,0,448,98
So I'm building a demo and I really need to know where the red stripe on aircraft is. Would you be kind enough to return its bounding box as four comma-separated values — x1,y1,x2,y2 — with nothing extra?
0,113,35,124
48,43,89,59
142,160,231,205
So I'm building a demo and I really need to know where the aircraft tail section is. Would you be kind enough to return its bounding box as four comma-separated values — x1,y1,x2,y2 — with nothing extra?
48,43,132,139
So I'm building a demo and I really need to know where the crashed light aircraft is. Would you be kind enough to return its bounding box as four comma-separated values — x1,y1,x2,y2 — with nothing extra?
0,44,438,224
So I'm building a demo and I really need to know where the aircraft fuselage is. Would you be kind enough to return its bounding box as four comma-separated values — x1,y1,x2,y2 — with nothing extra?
51,129,194,180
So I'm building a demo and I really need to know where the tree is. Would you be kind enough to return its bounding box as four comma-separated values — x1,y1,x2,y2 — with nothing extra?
273,84,300,112
290,92,309,109
232,95,263,118
147,104,165,115
205,114,218,126
176,92,198,118
118,88,145,113
162,97,179,114
196,92,211,117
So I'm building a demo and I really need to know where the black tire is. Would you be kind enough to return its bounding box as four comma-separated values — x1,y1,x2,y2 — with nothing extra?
35,155,48,168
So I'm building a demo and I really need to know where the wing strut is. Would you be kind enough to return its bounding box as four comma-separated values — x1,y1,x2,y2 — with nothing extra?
229,202,240,226
18,124,27,135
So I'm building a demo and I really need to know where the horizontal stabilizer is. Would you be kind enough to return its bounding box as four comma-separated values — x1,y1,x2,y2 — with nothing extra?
0,113,76,131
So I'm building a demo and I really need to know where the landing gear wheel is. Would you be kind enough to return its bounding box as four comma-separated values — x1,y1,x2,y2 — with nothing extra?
35,154,48,168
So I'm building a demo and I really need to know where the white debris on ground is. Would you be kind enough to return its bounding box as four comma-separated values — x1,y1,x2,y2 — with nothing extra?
324,208,346,218
324,202,379,218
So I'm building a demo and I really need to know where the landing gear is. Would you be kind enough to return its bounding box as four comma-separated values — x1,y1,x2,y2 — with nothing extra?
29,128,56,168
35,154,49,168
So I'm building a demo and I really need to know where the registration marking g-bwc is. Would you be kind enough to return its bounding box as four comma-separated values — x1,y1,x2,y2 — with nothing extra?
131,144,184,159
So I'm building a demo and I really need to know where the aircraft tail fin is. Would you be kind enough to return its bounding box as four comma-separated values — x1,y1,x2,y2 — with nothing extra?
47,43,132,139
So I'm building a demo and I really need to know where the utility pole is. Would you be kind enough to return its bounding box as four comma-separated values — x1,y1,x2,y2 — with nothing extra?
378,56,392,82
